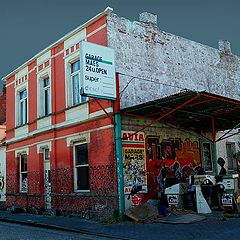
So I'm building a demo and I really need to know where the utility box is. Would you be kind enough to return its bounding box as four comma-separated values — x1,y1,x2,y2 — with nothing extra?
194,175,216,186
165,183,188,208
222,174,239,194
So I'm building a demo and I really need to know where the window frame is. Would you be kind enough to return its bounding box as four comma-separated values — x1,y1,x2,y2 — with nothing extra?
17,88,28,126
226,142,237,171
201,142,213,172
19,153,28,193
38,73,52,118
65,56,87,108
73,142,89,192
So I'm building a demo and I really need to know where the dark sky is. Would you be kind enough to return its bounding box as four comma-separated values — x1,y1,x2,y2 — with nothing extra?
1,0,240,82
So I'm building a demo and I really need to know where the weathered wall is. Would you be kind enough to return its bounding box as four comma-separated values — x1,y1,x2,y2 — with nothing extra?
107,13,240,109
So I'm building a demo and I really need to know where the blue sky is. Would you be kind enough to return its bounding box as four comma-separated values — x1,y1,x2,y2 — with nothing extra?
1,0,239,82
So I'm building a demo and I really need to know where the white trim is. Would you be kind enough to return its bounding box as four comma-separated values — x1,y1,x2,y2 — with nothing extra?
15,147,29,158
87,23,107,38
37,68,52,118
7,112,112,144
67,132,90,147
73,142,89,192
5,22,108,87
7,124,113,153
89,107,113,119
15,82,28,127
2,7,113,81
37,51,51,66
37,141,52,153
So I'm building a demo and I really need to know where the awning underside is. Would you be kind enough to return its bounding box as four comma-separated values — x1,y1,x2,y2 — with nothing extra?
122,91,240,133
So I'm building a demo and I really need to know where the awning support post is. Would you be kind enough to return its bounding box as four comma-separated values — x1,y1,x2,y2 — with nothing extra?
114,72,125,219
212,115,218,175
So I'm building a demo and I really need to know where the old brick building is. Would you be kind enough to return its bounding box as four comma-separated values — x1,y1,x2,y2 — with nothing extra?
2,7,240,214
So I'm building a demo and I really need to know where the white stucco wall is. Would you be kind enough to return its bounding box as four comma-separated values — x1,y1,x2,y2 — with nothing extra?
0,145,6,202
216,131,240,173
107,13,240,109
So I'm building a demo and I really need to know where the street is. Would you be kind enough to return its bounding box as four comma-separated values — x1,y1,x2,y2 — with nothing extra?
0,216,240,240
0,222,119,240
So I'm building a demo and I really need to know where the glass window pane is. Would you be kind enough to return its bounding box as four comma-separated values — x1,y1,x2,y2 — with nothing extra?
71,60,80,73
21,154,27,172
43,77,49,87
75,144,88,165
72,74,80,105
24,99,27,123
20,89,27,99
203,143,212,171
44,88,50,115
20,102,24,124
77,166,89,190
44,149,50,161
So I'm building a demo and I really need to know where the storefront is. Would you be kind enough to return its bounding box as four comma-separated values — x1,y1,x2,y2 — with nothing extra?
121,91,240,210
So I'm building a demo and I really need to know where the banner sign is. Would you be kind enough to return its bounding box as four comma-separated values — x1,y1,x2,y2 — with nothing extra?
80,41,116,100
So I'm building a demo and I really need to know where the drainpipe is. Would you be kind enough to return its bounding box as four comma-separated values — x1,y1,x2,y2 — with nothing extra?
114,72,125,219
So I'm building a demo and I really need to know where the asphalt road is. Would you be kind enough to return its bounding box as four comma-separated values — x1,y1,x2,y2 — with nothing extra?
0,222,120,240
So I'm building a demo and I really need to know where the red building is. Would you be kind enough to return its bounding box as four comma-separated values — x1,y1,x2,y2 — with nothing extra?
4,8,118,215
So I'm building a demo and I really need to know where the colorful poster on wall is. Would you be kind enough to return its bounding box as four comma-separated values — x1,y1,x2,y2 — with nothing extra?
122,131,147,194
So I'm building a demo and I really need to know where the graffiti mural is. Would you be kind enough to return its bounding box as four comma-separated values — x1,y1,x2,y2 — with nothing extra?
145,136,201,199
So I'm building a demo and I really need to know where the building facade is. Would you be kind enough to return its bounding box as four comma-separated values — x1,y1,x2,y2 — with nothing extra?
4,8,117,214
3,7,240,214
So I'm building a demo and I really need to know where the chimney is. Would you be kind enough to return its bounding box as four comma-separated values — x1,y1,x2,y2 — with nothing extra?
139,12,158,25
218,40,231,54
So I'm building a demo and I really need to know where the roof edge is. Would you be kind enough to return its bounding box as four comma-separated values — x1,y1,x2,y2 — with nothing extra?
2,6,113,81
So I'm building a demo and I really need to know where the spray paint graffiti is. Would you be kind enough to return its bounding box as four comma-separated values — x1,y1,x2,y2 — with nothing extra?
146,136,201,199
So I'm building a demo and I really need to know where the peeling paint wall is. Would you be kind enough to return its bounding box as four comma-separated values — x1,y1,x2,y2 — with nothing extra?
107,13,240,109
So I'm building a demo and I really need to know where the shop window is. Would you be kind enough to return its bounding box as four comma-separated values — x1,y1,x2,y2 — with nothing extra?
226,142,236,171
70,60,86,106
18,89,28,125
202,142,213,172
20,154,28,192
74,143,89,191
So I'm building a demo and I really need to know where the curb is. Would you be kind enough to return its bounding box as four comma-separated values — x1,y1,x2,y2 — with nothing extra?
0,216,132,240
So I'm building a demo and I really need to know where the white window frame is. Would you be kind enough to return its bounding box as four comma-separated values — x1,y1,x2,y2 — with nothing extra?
65,53,87,108
73,142,89,192
38,72,52,118
19,153,28,193
16,86,28,126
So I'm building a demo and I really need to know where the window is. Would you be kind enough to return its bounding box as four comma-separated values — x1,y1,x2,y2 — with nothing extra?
19,89,28,125
43,77,51,116
74,143,89,191
20,154,28,192
202,142,213,172
70,60,86,106
226,142,236,171
38,76,51,117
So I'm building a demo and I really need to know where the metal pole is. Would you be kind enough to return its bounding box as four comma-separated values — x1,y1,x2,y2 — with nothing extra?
212,116,218,175
115,114,125,219
114,72,125,219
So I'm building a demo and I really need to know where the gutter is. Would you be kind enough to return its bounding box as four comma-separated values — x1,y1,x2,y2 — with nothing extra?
2,6,113,82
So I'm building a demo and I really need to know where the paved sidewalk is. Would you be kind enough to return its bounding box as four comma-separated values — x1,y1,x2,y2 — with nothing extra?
0,210,240,240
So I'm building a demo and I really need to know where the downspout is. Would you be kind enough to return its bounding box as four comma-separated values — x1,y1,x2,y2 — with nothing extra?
114,72,125,219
